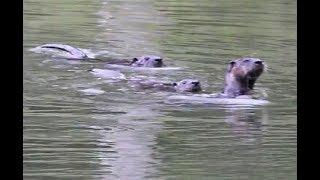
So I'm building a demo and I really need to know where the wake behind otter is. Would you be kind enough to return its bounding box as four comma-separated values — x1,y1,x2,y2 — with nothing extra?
166,94,270,106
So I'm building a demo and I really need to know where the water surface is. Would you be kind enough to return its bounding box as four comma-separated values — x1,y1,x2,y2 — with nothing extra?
23,0,296,179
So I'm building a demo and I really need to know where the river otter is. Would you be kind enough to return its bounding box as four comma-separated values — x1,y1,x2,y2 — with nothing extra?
133,79,201,93
221,57,265,98
173,79,201,92
32,44,165,67
106,55,164,68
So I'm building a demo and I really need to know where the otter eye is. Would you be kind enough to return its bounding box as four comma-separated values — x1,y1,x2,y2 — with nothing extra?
144,57,150,61
132,58,138,62
173,82,177,86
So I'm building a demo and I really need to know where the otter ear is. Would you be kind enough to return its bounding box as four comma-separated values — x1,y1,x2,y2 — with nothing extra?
227,61,236,72
172,82,177,86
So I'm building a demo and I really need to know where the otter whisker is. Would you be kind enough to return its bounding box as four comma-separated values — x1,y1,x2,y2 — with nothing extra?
263,63,270,73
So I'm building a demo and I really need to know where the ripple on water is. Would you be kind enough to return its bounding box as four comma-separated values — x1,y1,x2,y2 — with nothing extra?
24,0,296,179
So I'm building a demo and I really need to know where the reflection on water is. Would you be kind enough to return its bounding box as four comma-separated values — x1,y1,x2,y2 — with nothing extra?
24,0,296,179
100,106,163,179
225,108,268,145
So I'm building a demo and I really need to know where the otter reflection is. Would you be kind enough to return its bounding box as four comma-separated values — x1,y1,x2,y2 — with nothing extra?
225,108,269,144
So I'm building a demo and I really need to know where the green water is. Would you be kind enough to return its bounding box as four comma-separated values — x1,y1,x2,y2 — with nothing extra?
23,0,296,179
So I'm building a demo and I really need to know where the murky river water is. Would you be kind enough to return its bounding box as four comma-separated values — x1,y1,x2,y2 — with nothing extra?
23,0,296,179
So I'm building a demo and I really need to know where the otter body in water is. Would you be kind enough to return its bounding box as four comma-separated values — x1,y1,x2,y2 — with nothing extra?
106,55,164,68
221,57,265,98
167,57,268,105
32,44,88,60
32,44,165,67
133,79,201,93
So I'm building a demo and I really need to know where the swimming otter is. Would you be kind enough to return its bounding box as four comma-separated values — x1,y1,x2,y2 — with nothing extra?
173,79,201,92
32,44,164,67
222,57,265,97
133,79,201,93
106,55,164,68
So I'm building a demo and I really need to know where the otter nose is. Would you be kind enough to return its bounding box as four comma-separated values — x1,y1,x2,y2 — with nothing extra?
255,60,263,65
192,81,199,85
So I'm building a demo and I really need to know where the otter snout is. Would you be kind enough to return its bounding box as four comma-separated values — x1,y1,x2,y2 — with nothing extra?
191,81,201,92
154,58,163,67
192,81,200,86
255,60,263,65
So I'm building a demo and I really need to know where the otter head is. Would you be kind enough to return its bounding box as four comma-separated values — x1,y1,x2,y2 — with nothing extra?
223,57,265,97
173,79,202,92
130,55,164,67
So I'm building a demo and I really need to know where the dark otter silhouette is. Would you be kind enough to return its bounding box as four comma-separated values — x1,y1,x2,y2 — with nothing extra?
221,57,265,98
